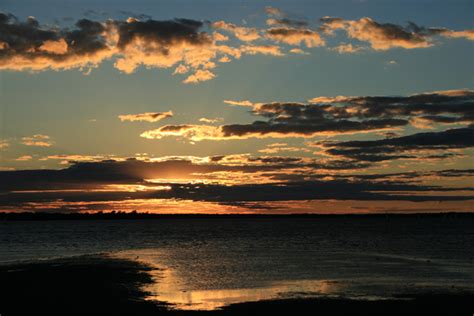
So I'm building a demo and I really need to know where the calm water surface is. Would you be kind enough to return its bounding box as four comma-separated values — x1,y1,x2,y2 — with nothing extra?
1,216,473,310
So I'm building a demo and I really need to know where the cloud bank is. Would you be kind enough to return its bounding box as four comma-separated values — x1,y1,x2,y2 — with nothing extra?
1,11,472,81
141,89,473,141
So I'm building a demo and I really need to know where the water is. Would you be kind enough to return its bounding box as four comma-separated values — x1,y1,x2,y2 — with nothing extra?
1,216,473,309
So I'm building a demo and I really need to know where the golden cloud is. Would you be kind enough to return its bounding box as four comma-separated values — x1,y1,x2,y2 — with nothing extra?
118,111,173,122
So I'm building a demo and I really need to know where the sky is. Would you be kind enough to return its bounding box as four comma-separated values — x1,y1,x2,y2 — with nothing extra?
0,0,473,213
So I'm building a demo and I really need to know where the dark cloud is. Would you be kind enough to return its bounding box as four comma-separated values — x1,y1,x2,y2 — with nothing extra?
0,13,110,71
221,118,407,138
322,127,474,161
0,13,247,82
142,90,473,141
1,175,472,211
225,99,411,137
66,19,108,55
0,154,472,212
266,18,308,28
0,156,368,192
310,89,474,124
113,18,209,49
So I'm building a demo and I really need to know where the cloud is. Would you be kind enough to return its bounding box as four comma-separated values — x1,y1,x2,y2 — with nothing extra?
182,69,216,84
199,117,224,124
430,28,474,41
0,155,369,192
266,18,308,28
212,21,260,42
223,99,255,107
239,44,284,56
331,43,365,54
289,48,310,55
110,17,214,74
264,6,309,28
21,134,53,147
320,127,474,162
42,154,112,164
15,155,33,161
0,139,9,149
1,12,472,79
0,157,472,213
0,13,286,83
140,89,473,142
172,64,189,74
259,143,310,154
307,89,474,127
266,27,325,47
140,124,224,141
265,7,284,17
118,111,173,122
140,119,407,142
320,16,474,50
0,14,113,72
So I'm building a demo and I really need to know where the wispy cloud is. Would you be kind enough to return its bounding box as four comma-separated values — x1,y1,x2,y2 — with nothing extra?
321,16,474,50
266,27,324,47
223,99,255,107
0,140,9,149
199,117,224,124
15,155,33,161
118,111,173,122
21,134,53,147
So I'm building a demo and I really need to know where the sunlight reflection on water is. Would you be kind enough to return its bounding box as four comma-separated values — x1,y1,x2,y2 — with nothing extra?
114,249,345,310
113,247,473,310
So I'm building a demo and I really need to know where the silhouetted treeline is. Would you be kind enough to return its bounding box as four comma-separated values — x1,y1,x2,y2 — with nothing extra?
0,211,472,221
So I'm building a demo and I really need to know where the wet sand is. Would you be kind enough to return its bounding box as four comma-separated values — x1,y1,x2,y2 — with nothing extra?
0,255,472,315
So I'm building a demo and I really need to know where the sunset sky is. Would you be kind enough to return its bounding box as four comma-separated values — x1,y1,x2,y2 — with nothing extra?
0,0,473,213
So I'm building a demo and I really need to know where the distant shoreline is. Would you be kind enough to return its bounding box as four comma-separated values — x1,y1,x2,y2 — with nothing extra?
1,211,473,221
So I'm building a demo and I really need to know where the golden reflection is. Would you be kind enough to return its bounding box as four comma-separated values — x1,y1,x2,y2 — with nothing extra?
113,250,341,311
145,280,341,310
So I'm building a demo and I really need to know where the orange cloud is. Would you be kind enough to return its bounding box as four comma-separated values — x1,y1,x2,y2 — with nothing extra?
240,44,284,56
265,6,284,17
21,134,53,147
118,111,173,122
331,43,365,54
436,29,474,40
0,14,285,84
0,140,9,149
15,155,33,161
182,69,216,84
37,39,69,54
223,100,254,107
199,117,224,124
321,17,474,51
266,27,325,47
259,144,310,154
212,21,261,42
289,48,310,55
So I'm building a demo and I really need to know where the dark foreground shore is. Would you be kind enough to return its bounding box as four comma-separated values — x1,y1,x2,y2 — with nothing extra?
0,255,472,316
